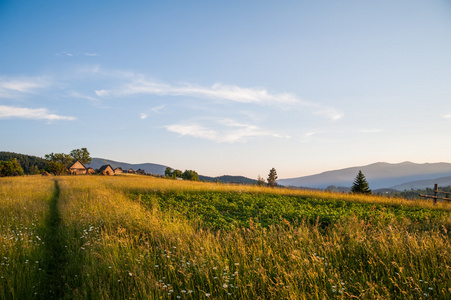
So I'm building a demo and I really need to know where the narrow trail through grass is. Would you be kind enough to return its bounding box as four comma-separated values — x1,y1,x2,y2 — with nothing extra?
39,179,67,299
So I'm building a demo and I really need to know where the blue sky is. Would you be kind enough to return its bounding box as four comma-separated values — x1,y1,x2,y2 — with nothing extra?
1,0,450,178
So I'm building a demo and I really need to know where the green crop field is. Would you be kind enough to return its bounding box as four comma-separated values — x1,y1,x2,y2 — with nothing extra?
0,175,450,299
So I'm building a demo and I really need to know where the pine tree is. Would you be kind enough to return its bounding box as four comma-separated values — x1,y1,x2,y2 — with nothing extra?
267,168,278,188
351,170,372,194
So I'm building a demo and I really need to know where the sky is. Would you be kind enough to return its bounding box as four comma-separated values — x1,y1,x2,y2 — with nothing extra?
1,0,451,179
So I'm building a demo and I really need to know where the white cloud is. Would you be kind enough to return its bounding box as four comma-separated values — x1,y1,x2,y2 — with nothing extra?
0,77,49,98
443,114,451,119
84,53,98,57
0,105,76,121
95,79,299,105
165,118,288,143
140,113,148,119
69,91,98,102
151,105,165,113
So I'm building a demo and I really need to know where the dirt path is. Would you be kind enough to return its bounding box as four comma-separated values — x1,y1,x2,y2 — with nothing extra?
39,179,67,299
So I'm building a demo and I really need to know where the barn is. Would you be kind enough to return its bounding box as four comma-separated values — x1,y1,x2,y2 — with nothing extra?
69,160,87,175
98,164,115,176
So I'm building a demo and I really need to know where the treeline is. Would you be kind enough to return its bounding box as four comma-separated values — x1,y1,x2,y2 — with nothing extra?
0,148,91,176
0,152,47,174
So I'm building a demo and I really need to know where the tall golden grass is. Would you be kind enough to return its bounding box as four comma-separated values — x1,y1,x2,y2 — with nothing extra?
0,175,450,299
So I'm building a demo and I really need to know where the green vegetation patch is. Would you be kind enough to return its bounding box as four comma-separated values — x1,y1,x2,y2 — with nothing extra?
138,191,450,231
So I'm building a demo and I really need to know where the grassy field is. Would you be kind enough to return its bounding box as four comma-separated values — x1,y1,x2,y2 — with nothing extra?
0,175,450,299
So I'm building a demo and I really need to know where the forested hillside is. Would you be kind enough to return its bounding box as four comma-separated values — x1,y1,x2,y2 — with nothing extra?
0,152,47,174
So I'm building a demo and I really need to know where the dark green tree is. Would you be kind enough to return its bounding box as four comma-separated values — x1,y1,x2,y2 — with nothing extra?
181,170,199,181
267,168,278,188
0,158,24,177
46,161,67,175
45,152,73,167
351,170,372,194
164,167,173,177
173,169,182,178
70,148,92,165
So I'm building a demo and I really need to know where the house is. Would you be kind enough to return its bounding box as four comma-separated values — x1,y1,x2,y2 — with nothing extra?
128,168,136,174
87,167,95,175
69,160,87,175
136,168,146,175
114,167,122,174
98,164,115,176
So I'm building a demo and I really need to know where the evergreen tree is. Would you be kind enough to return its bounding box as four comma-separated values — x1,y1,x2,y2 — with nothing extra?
267,168,278,188
351,170,372,194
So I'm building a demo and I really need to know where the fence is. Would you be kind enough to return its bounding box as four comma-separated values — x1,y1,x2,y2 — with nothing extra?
419,184,451,204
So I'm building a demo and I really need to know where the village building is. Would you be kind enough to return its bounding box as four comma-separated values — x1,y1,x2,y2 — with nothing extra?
114,167,123,174
68,160,87,175
87,167,95,175
128,168,136,174
98,164,115,176
136,168,146,175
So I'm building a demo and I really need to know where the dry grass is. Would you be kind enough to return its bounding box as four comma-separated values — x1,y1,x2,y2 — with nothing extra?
1,175,450,299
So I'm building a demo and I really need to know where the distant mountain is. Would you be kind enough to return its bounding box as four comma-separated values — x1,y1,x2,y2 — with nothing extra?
390,176,451,191
277,162,451,190
87,158,169,175
199,175,257,185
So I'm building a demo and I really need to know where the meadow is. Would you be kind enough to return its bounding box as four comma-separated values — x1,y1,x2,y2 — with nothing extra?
0,175,450,299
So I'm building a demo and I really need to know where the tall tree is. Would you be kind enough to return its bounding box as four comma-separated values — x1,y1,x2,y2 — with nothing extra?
351,170,372,194
70,148,91,165
45,152,73,167
164,167,173,177
267,168,278,188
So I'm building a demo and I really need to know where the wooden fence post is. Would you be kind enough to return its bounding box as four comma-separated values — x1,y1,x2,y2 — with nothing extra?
433,184,438,205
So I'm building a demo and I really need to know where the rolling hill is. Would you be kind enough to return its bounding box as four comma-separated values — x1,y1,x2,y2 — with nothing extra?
277,162,451,190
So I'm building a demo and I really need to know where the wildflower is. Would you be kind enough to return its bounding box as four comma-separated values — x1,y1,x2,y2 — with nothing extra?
223,284,228,288
428,287,433,290
206,293,211,297
129,272,133,276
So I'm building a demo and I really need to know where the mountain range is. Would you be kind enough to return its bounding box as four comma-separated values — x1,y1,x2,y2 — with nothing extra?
277,162,451,190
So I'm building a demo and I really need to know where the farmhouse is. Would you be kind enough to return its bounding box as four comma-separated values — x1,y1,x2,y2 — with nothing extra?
136,168,146,175
128,168,136,174
87,167,95,175
114,167,122,174
69,160,87,175
98,164,115,176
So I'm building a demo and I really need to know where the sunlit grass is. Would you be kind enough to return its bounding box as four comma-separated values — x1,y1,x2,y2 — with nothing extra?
1,175,450,299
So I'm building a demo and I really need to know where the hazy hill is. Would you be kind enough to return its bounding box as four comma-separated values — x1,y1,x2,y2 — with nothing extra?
390,176,451,191
278,162,451,190
87,158,169,176
199,175,257,185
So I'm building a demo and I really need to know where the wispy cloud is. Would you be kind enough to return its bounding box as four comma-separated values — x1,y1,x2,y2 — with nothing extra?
139,113,148,119
96,80,300,105
443,114,451,119
151,105,165,113
0,76,49,98
165,118,289,143
69,91,98,102
84,53,98,57
0,105,76,121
